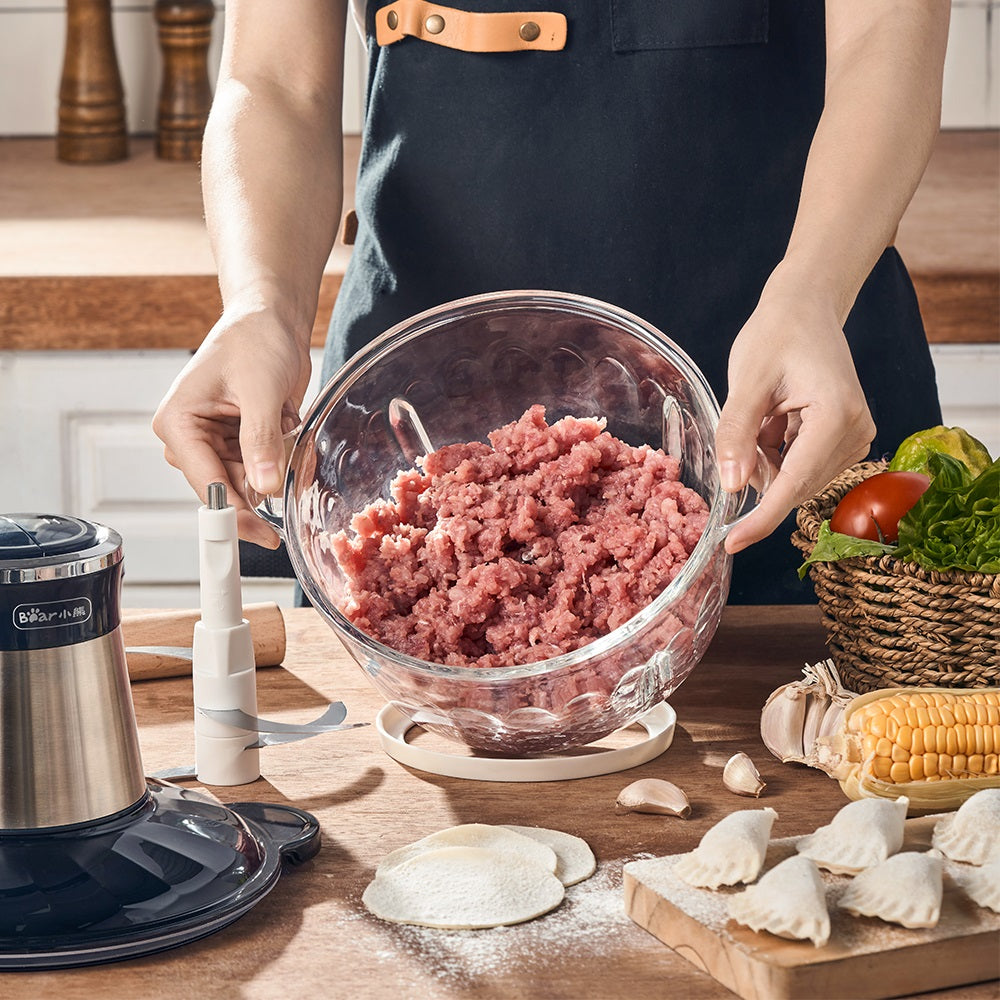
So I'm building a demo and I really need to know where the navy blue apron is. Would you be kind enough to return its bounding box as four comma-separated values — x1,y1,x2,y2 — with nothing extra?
323,0,942,604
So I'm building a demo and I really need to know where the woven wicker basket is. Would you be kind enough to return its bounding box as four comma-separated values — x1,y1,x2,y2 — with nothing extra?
792,461,1000,693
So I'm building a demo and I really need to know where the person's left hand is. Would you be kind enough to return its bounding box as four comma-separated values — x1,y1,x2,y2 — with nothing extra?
715,279,876,554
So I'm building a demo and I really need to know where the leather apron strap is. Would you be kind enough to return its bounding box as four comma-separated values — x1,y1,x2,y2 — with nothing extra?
375,1,567,52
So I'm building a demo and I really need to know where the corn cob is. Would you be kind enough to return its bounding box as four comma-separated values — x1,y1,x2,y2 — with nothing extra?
815,687,1000,813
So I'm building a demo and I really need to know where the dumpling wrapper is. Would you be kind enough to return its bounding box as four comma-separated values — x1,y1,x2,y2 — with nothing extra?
501,825,596,886
362,845,565,929
839,851,943,929
376,823,557,877
729,855,830,948
796,797,908,875
674,808,777,889
959,854,1000,914
931,788,1000,866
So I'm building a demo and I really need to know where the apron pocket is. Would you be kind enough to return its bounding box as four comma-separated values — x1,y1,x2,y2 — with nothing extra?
611,0,769,51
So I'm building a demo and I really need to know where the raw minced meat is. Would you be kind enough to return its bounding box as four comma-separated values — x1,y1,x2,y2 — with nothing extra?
331,405,710,668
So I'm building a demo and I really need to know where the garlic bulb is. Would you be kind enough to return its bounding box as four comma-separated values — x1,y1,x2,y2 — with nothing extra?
723,752,766,797
616,778,691,818
760,659,856,767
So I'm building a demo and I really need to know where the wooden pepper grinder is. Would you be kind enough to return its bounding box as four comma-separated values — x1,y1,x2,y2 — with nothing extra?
58,0,128,163
154,0,215,161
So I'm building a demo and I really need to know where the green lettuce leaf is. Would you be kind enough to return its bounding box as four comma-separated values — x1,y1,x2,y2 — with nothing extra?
798,520,895,578
894,454,1000,573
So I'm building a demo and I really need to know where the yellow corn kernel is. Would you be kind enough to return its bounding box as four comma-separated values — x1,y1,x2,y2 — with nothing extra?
975,703,990,726
936,726,948,754
890,706,909,728
968,754,985,773
872,756,893,779
889,762,911,783
938,705,955,728
863,733,879,757
911,727,925,755
952,753,968,775
927,704,943,727
868,712,887,738
916,706,932,729
891,743,910,763
939,753,954,775
986,704,1000,726
909,756,925,781
886,715,899,740
986,754,999,774
909,693,928,708
924,752,939,777
985,726,996,756
896,724,913,751
954,702,969,725
970,724,982,756
875,737,894,759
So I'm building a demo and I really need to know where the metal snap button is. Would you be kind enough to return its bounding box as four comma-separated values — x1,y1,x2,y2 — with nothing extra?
519,21,541,42
386,9,398,29
425,13,445,34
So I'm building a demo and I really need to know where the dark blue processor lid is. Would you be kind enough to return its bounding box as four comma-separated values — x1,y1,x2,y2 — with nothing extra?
0,514,99,558
0,514,122,584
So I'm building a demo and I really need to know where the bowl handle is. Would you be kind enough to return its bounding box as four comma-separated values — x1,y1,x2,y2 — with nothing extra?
715,446,774,539
243,428,299,540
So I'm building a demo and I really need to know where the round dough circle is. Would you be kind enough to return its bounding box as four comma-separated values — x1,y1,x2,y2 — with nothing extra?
362,846,566,929
501,824,596,886
376,823,557,877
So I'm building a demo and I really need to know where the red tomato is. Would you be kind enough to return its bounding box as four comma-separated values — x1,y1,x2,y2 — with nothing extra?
830,471,931,543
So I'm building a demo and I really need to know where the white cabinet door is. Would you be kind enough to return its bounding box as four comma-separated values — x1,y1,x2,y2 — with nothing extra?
0,349,326,606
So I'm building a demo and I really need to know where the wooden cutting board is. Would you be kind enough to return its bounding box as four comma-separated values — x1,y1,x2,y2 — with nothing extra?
624,816,1000,1000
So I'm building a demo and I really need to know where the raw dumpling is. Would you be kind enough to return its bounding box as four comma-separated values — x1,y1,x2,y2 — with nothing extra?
958,852,1000,913
728,855,830,947
931,788,1000,866
363,845,565,929
839,851,943,929
376,823,557,877
501,825,596,886
674,808,777,889
796,797,908,874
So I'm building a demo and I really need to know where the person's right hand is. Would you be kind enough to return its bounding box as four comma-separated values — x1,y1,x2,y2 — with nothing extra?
152,302,312,548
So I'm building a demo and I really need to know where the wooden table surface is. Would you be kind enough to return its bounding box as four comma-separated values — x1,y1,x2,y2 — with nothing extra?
4,606,997,1000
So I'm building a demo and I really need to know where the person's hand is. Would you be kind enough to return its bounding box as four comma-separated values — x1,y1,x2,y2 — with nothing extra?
715,280,876,555
152,302,312,548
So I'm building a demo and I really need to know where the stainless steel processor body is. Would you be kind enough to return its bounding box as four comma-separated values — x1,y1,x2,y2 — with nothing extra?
0,515,146,829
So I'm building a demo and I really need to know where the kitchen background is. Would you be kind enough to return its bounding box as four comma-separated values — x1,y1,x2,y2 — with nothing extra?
1,1,997,608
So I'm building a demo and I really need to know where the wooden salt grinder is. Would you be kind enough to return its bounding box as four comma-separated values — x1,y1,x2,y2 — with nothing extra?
58,0,128,163
154,0,215,161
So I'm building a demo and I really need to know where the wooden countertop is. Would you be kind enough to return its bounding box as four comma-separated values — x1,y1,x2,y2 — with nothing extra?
0,131,997,351
3,606,995,999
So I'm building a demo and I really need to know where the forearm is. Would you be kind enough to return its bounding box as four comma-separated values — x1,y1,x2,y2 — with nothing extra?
202,79,343,342
772,1,950,322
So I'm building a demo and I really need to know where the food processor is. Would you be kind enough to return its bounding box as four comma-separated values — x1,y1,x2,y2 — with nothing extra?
249,290,769,773
0,514,321,970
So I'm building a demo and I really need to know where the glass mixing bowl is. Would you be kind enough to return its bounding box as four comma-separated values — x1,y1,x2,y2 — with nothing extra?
254,291,765,754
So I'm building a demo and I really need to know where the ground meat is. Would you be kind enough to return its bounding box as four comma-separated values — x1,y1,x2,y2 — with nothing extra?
331,405,710,668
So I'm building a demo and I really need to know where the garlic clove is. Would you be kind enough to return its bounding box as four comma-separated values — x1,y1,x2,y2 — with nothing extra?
723,752,766,797
616,778,691,818
760,683,808,762
760,659,856,767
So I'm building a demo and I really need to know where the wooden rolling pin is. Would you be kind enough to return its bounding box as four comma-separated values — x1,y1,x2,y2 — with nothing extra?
122,603,286,682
